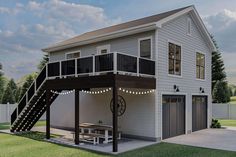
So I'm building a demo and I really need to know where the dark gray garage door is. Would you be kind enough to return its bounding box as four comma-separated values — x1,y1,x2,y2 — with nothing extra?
192,96,207,132
162,95,185,139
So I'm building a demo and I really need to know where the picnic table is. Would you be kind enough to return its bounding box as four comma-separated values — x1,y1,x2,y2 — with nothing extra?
79,123,121,144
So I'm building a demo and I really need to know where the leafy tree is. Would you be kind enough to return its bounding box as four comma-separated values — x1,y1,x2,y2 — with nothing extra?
2,79,17,104
15,86,22,102
38,53,49,71
211,35,227,91
20,75,35,99
0,76,5,103
212,81,230,103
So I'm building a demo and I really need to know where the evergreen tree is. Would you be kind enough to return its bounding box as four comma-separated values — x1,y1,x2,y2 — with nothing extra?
211,36,227,91
2,79,17,104
38,53,49,71
213,81,230,103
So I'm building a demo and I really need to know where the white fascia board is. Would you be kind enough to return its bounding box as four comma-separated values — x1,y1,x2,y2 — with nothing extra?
43,23,157,53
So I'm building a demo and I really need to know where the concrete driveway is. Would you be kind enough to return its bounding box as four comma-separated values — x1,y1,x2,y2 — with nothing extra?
164,128,236,152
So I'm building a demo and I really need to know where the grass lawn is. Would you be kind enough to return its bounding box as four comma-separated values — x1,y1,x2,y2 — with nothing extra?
219,119,236,127
0,132,236,157
230,96,236,105
0,120,46,130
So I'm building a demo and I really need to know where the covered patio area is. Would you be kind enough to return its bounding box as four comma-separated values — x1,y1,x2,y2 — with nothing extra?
45,74,156,153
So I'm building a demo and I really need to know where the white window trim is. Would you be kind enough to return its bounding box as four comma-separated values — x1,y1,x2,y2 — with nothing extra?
167,39,183,78
65,50,81,59
138,36,153,59
195,50,206,81
187,17,192,36
96,44,111,54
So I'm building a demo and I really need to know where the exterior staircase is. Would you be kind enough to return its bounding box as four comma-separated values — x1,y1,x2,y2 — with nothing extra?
10,66,59,132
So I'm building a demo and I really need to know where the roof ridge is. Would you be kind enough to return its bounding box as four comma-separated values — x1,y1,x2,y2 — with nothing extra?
43,5,193,52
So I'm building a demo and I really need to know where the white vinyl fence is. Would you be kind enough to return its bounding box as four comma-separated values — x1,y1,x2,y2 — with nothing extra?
0,104,46,123
212,103,236,119
0,104,17,123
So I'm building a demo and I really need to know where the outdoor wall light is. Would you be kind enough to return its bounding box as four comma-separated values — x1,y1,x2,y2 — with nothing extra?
200,87,205,93
174,85,180,92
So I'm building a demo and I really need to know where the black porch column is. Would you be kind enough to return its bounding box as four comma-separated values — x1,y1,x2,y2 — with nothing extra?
112,85,118,152
75,89,80,145
46,90,50,139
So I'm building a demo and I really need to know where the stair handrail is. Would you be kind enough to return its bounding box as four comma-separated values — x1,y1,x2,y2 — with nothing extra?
11,64,48,125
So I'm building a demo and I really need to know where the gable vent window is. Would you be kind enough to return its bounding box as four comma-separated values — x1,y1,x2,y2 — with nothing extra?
168,42,181,76
66,51,80,59
187,18,191,35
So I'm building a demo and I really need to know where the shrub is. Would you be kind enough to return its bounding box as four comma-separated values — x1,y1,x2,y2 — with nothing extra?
211,119,221,128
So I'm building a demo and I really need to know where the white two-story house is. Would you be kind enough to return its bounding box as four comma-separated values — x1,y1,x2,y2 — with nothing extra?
11,5,215,152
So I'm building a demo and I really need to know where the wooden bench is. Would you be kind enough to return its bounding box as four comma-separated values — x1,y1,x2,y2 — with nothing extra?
71,132,103,145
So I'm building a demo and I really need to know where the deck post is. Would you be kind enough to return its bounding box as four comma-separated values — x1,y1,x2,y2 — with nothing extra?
75,89,80,145
46,89,50,139
112,85,118,152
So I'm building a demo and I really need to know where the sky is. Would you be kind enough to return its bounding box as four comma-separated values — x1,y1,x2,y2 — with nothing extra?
0,0,236,84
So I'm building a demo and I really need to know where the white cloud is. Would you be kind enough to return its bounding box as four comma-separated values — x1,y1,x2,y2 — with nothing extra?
0,0,121,80
0,7,10,14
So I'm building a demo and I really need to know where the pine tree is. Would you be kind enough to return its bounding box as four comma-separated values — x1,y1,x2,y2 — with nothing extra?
213,81,229,103
211,36,227,91
38,53,49,71
2,79,17,104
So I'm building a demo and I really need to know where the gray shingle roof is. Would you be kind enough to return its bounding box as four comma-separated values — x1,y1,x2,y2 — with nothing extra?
43,6,191,52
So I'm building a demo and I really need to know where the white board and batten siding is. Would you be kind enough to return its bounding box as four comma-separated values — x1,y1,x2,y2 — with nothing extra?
156,13,212,139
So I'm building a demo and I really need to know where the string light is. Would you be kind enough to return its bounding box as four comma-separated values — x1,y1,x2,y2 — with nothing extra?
50,88,155,96
81,88,112,95
50,90,75,95
119,88,155,95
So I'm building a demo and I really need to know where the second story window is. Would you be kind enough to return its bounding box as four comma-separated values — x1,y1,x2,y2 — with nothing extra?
65,51,80,59
97,45,110,54
196,52,205,79
139,37,152,59
168,42,181,76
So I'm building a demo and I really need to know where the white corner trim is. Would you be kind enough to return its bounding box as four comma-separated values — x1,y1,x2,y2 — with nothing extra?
138,36,153,59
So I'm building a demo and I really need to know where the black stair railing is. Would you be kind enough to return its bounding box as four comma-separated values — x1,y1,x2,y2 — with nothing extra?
11,66,47,125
